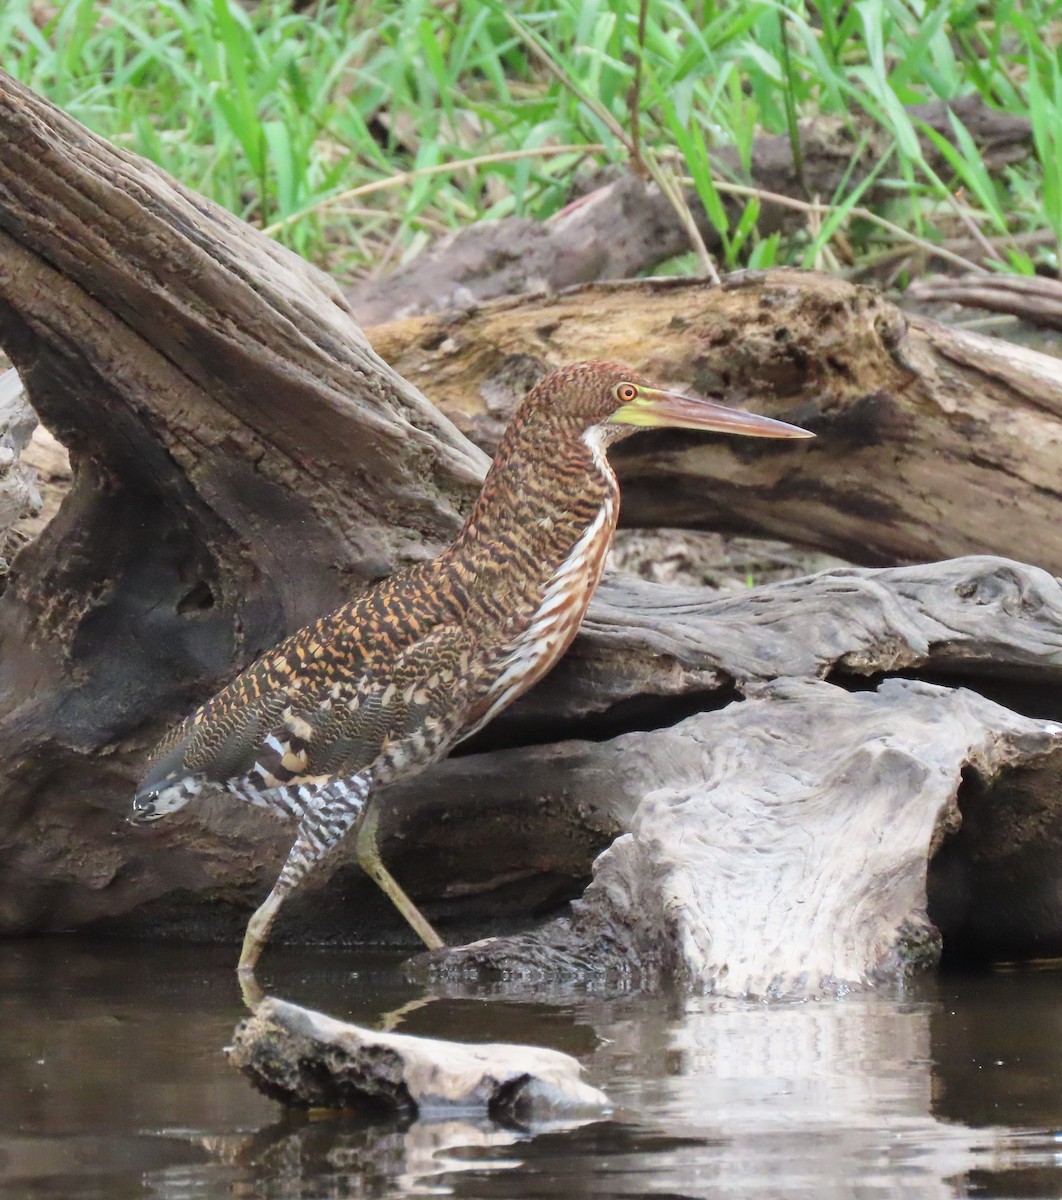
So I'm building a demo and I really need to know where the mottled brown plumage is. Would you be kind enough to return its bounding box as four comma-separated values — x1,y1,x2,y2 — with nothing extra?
131,361,812,974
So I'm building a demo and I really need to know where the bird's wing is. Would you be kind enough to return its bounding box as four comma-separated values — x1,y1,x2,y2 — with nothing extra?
138,608,478,807
221,623,478,801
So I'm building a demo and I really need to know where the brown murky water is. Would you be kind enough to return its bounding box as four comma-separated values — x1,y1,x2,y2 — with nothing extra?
2,938,1061,1199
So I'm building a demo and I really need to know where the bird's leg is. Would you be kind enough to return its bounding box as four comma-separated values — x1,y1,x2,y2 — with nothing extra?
355,804,444,951
238,964,266,1011
237,773,373,976
238,885,286,976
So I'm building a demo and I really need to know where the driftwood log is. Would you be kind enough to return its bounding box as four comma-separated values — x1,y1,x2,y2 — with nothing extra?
3,71,1062,1000
347,96,1033,324
227,996,608,1118
367,273,1062,573
423,678,1062,998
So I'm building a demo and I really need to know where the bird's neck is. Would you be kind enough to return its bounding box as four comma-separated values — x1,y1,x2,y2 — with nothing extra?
445,422,619,602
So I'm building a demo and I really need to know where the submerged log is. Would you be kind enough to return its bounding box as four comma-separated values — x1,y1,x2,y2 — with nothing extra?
228,996,609,1118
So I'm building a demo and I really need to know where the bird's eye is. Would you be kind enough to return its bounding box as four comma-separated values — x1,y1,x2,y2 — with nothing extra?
617,383,638,402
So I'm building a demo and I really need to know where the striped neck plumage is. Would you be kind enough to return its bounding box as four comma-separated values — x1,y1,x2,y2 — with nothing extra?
448,416,619,586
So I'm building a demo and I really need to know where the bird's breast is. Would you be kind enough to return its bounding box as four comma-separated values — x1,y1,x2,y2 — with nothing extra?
468,493,618,734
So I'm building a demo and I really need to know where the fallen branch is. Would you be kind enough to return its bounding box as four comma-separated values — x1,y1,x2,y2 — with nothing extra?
348,97,1033,324
909,273,1062,332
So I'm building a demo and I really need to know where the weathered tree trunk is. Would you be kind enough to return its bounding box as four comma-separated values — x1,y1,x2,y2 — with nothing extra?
0,70,484,933
368,272,1062,573
19,268,1062,577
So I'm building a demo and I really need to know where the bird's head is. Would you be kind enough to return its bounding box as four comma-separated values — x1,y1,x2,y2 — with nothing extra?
522,360,814,446
129,753,203,825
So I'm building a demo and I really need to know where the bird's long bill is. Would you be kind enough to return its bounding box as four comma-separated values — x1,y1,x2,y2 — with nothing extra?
610,388,814,439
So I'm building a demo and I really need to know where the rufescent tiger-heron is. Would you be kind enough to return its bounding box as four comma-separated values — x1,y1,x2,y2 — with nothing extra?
131,361,813,978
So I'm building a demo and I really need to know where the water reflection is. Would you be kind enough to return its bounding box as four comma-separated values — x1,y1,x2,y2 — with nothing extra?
1,939,1061,1199
200,1116,534,1199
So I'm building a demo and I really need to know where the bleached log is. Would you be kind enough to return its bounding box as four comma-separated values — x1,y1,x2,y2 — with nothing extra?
227,996,609,1118
518,554,1062,727
205,997,1013,1187
423,679,1062,998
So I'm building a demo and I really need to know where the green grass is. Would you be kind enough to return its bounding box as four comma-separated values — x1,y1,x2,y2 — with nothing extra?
2,0,1060,284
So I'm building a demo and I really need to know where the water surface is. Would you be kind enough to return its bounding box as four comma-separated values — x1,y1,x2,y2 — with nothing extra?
2,939,1061,1198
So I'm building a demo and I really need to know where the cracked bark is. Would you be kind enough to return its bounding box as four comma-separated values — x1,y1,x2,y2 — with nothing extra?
368,271,1062,574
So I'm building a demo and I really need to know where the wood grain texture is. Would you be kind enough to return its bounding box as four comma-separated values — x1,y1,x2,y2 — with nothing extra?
424,678,1062,997
368,272,1062,574
518,555,1062,729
